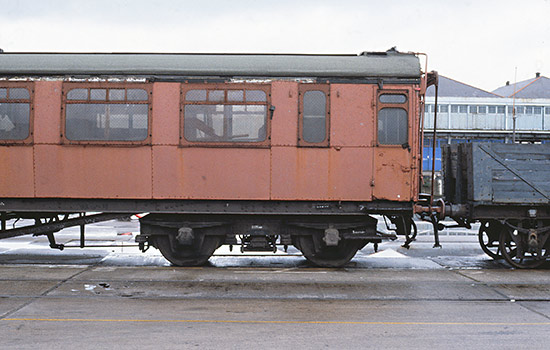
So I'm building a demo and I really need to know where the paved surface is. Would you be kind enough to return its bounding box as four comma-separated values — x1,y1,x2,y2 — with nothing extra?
1,218,550,349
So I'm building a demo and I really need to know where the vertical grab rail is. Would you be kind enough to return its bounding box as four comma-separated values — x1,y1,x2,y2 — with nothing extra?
426,71,441,248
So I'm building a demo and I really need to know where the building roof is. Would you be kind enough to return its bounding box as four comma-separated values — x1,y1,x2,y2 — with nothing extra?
492,75,550,98
0,51,421,79
426,75,499,98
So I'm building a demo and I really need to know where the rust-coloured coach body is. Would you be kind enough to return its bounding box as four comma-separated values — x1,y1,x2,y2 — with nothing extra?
0,50,426,266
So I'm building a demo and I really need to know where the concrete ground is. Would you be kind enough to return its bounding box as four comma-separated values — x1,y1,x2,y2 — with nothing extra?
1,218,549,349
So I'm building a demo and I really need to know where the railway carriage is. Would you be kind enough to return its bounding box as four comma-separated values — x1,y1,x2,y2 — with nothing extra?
0,50,428,266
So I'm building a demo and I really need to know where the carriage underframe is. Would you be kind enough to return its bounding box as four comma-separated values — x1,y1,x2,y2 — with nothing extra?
0,199,413,267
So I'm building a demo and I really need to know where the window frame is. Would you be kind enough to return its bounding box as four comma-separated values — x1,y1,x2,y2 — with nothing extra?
61,82,152,146
376,90,409,147
180,83,272,148
0,82,34,145
298,84,330,147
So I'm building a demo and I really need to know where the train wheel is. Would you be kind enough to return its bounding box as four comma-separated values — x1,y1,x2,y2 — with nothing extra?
294,235,365,267
478,220,503,259
153,234,224,267
499,224,548,269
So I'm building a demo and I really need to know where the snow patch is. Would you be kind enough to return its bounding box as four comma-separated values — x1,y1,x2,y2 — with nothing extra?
368,249,408,259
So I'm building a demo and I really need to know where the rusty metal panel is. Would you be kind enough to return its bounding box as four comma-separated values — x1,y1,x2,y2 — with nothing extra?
152,145,185,198
327,148,373,201
330,84,375,147
271,147,329,200
152,83,180,145
0,146,34,197
33,81,61,144
34,145,152,198
270,81,298,146
152,147,270,200
373,148,413,201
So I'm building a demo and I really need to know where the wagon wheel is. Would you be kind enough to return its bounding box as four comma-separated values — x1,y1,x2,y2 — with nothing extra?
478,220,503,259
499,224,547,269
294,235,365,267
153,234,224,267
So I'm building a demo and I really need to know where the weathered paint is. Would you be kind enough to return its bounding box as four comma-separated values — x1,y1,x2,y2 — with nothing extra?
2,80,422,203
34,145,152,198
0,146,34,197
151,83,180,145
330,84,375,147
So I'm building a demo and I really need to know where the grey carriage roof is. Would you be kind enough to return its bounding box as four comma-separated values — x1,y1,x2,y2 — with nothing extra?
0,51,422,79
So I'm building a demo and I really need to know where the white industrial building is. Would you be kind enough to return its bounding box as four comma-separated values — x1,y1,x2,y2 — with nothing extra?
423,74,550,171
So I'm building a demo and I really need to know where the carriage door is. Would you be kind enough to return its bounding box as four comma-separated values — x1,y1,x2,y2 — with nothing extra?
372,89,413,201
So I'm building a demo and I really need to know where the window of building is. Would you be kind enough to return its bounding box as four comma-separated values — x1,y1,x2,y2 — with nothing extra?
182,85,270,145
534,106,542,115
377,91,408,146
0,86,32,142
525,106,533,115
545,107,550,115
459,105,467,113
469,105,477,114
488,106,496,114
451,105,459,113
478,106,487,114
299,85,329,146
439,105,449,113
64,85,150,142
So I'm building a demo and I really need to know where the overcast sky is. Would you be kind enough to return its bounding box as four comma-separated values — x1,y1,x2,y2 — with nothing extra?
0,0,548,91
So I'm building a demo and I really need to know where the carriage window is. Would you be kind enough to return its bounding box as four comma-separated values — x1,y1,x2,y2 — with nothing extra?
65,86,150,142
183,87,269,144
0,87,31,141
379,94,406,104
302,91,327,143
377,90,408,146
299,85,329,147
378,108,407,145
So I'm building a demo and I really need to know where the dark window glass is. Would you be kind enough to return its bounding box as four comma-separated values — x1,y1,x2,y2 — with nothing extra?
478,106,487,114
127,89,148,101
90,89,107,101
186,90,206,102
459,105,467,113
184,104,266,143
67,89,88,100
209,90,224,102
488,106,496,113
545,107,550,115
0,103,30,140
109,89,125,101
451,105,459,113
246,90,267,102
302,90,326,143
440,105,449,113
469,105,477,114
9,88,30,99
534,106,542,115
379,94,406,104
228,90,244,102
497,106,506,114
525,106,533,114
65,104,148,141
378,108,407,145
